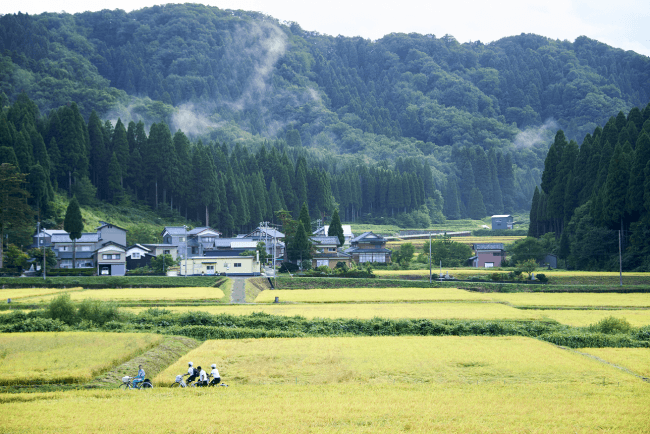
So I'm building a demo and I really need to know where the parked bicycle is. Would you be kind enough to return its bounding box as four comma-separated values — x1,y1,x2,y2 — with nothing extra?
170,373,193,388
119,375,153,390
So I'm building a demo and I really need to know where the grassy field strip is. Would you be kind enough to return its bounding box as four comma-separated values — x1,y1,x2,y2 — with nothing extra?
1,382,646,433
489,292,650,308
155,336,638,386
578,348,650,379
536,309,650,327
373,269,650,277
127,303,541,321
387,236,525,248
0,332,163,385
254,287,492,303
18,286,225,303
0,287,85,300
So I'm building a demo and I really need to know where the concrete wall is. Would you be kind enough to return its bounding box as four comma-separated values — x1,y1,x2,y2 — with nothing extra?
180,256,260,276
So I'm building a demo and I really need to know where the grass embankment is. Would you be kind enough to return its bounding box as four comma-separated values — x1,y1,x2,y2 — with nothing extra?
0,332,163,385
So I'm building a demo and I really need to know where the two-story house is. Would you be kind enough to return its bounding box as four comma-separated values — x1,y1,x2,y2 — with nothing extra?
313,225,354,246
345,232,392,264
311,236,352,268
469,243,505,268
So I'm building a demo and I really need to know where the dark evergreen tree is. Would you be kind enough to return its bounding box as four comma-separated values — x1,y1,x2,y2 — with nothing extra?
468,187,487,220
299,202,311,234
63,196,83,269
528,186,540,237
328,208,345,247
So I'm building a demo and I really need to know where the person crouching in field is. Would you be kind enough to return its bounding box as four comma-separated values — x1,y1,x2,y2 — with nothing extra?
209,364,221,386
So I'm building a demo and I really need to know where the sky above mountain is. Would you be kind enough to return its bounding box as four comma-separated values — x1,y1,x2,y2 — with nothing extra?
3,0,649,56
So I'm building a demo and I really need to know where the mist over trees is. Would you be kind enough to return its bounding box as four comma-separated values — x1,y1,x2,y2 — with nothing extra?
1,4,649,228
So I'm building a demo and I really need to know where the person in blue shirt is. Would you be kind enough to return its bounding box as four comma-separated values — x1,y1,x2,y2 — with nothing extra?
132,364,145,388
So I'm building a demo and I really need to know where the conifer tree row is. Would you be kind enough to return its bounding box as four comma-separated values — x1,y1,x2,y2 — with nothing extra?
531,102,650,270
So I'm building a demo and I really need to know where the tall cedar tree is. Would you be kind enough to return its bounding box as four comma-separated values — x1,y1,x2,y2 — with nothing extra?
0,163,32,268
328,208,345,247
299,202,311,234
468,187,487,220
291,221,312,265
63,196,83,268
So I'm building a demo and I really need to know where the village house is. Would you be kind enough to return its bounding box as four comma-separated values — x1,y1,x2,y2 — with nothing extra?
311,235,352,269
470,243,505,268
491,215,514,230
313,225,354,246
345,232,392,264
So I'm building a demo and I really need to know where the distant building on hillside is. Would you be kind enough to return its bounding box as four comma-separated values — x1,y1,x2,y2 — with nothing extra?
491,215,513,230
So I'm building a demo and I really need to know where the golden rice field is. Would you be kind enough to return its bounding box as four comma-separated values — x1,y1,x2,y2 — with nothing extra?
2,382,648,433
127,303,540,321
388,236,525,248
254,287,491,303
0,287,83,300
535,309,650,327
126,303,650,326
579,348,650,378
20,286,224,303
0,332,163,385
489,292,650,308
155,336,638,386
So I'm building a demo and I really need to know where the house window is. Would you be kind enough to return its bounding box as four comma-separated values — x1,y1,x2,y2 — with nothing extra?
484,262,494,268
60,246,69,252
493,252,502,256
328,247,336,252
81,246,91,251
203,237,215,243
132,252,141,259
234,263,242,267
192,247,198,254
60,259,72,268
102,254,120,260
179,237,185,242
163,250,170,255
39,239,44,244
206,265,214,271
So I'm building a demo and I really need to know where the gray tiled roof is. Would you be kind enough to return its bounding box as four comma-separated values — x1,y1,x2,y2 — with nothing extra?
189,227,221,235
213,238,247,248
311,236,340,246
142,244,177,248
313,251,351,259
246,227,284,238
51,233,99,243
350,232,386,243
474,243,505,250
163,226,187,235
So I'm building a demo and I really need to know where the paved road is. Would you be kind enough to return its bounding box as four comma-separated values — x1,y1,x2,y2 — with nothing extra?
230,277,247,303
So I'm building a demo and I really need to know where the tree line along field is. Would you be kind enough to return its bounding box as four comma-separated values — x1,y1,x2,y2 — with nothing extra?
1,276,649,432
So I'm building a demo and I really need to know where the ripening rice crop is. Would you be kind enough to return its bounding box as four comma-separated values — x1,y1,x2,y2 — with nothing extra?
489,292,650,308
535,309,650,327
579,348,650,378
254,287,491,303
0,287,83,300
27,287,224,302
0,332,163,385
127,302,539,321
1,382,648,433
155,336,636,387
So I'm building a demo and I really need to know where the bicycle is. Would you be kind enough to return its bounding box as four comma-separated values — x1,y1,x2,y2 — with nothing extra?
169,374,190,388
119,376,153,390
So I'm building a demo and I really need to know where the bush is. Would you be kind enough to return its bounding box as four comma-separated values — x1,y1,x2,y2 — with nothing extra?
1,317,68,332
279,262,299,273
77,299,121,325
46,294,78,325
535,273,548,283
589,317,633,334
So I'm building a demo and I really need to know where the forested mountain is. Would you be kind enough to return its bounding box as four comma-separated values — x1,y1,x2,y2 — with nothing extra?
530,106,650,271
1,3,649,225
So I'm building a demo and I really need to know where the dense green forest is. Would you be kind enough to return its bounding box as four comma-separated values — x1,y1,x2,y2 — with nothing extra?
1,3,649,224
529,106,650,271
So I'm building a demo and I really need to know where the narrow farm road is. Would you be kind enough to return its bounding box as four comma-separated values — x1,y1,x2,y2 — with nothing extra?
230,277,247,303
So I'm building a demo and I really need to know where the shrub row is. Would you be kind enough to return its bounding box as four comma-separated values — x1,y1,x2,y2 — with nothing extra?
4,308,649,348
0,276,226,289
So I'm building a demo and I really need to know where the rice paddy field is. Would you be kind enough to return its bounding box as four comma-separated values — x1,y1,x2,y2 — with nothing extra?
155,336,636,386
0,332,162,385
13,286,224,303
387,235,526,249
373,268,650,277
2,273,650,433
0,287,83,300
579,348,650,378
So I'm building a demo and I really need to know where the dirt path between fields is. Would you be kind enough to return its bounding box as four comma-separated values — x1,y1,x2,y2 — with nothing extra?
230,278,247,303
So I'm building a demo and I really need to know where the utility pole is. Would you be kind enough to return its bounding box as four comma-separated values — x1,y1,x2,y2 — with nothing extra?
619,230,623,286
428,231,432,283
